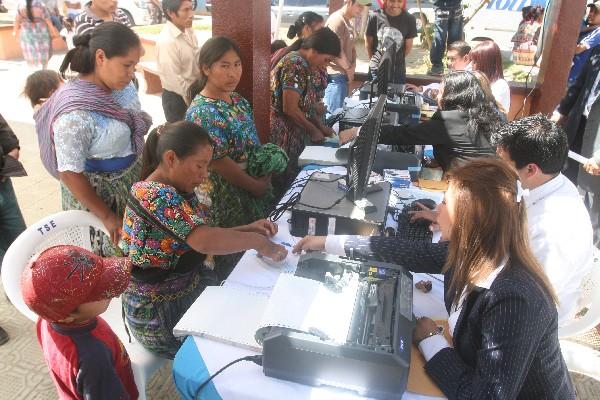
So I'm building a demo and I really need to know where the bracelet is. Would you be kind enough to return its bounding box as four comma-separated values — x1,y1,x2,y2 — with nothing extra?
418,329,441,345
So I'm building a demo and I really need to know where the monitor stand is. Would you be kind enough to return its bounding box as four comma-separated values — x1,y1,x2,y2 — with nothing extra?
346,183,385,214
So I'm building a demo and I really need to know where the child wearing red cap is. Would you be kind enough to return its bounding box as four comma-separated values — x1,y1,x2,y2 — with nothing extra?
21,245,138,400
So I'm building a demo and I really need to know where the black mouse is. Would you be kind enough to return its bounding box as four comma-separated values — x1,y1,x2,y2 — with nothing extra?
410,198,437,211
405,199,437,227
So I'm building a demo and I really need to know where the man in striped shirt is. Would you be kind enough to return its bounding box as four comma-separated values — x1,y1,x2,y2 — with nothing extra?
74,0,132,36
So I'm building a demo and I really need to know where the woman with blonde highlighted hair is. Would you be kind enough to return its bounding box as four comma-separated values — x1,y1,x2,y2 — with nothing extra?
413,158,574,399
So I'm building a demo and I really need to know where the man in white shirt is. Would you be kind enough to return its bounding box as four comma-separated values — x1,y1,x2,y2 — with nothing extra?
493,115,594,325
294,115,594,326
406,40,471,98
157,0,198,122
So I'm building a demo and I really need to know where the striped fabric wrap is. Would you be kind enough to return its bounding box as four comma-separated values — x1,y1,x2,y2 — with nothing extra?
33,79,151,179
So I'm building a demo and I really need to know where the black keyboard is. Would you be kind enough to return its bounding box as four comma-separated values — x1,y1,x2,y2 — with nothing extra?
343,107,370,122
395,212,433,242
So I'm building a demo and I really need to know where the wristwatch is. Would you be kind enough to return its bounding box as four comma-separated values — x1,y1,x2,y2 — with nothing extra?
418,329,442,345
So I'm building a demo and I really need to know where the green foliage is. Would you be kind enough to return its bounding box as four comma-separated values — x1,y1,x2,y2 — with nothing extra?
420,23,434,50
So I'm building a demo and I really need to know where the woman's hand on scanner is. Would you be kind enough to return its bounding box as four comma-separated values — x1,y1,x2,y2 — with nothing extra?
257,239,288,262
339,127,358,145
292,236,326,254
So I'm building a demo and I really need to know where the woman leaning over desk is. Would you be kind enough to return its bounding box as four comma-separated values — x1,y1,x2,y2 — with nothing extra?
270,27,341,195
120,121,287,358
340,71,503,171
294,158,575,400
271,12,329,133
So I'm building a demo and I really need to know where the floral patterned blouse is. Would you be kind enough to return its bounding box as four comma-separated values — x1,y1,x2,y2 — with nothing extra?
270,51,318,118
121,181,208,270
185,92,260,163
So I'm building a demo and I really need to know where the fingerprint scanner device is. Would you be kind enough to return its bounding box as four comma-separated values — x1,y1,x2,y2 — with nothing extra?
261,252,415,400
291,96,390,236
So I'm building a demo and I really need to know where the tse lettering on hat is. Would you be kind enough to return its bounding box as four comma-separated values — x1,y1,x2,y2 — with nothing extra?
36,220,57,235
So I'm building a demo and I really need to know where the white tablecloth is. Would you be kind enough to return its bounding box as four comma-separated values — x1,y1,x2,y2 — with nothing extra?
180,166,448,399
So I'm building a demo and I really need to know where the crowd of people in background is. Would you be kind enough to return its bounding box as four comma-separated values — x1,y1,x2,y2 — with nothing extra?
1,1,600,399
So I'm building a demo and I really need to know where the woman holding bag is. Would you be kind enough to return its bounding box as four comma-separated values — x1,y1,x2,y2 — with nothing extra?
13,0,59,69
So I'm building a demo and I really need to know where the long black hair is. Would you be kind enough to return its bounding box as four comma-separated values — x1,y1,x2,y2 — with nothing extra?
187,36,242,101
141,121,214,180
287,11,324,40
26,0,34,21
59,22,141,79
440,71,504,143
300,27,341,57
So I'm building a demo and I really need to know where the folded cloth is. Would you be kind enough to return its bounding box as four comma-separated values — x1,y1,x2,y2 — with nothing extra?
247,143,288,177
0,154,27,177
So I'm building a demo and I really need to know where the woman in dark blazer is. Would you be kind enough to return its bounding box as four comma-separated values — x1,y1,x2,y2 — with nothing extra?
417,159,574,399
340,71,504,171
295,158,575,400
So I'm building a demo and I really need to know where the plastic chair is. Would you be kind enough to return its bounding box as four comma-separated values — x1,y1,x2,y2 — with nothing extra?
558,249,600,339
1,210,167,400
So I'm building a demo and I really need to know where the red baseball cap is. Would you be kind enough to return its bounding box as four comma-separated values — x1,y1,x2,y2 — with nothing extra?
21,245,132,321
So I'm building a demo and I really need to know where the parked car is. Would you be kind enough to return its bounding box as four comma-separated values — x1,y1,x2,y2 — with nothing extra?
270,0,329,26
407,0,549,51
118,0,150,25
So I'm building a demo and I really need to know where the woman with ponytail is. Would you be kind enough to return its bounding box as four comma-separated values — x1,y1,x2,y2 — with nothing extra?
33,22,152,255
186,36,287,279
121,121,286,358
270,12,330,145
270,27,341,195
13,0,58,69
270,11,324,70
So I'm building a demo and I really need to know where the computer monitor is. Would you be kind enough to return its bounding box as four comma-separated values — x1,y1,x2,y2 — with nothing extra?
346,95,387,211
377,42,396,97
367,42,395,105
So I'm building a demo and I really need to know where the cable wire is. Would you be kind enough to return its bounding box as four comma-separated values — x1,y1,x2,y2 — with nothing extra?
268,174,346,221
195,355,263,399
515,63,537,118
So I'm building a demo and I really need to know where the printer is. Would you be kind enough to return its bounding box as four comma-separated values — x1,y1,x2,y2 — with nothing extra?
260,253,415,400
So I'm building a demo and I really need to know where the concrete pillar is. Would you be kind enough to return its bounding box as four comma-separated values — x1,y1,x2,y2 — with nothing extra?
530,0,587,115
212,0,271,143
